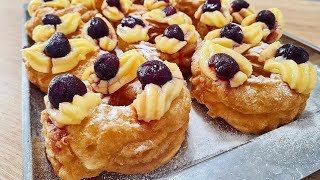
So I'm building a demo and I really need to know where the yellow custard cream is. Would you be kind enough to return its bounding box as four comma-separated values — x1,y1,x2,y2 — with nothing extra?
264,57,317,94
32,12,81,43
83,50,146,94
32,25,56,43
133,61,184,122
195,6,232,28
83,14,118,51
57,13,81,35
143,9,192,25
155,24,196,54
248,41,282,62
199,41,252,87
52,39,95,74
102,0,132,22
117,24,149,43
22,44,52,73
45,92,102,126
241,8,284,42
241,23,264,46
22,38,95,74
231,6,255,24
144,0,176,10
204,28,250,53
155,36,187,54
71,0,96,9
205,23,263,47
28,0,70,15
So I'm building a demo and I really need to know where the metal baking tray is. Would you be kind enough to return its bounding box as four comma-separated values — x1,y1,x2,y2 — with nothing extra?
22,5,320,180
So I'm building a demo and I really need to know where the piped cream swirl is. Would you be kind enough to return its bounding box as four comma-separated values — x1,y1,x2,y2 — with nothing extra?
144,0,176,10
22,38,96,74
143,8,192,25
133,61,184,122
83,14,118,51
83,50,146,94
101,0,132,22
117,22,150,43
28,0,70,16
32,12,81,43
264,57,317,94
155,24,197,54
195,5,232,28
198,41,253,87
45,92,102,127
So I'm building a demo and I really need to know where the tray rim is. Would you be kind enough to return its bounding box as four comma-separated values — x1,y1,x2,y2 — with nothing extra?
21,5,320,180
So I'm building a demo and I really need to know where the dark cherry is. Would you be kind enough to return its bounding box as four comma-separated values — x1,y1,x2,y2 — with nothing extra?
208,53,240,80
44,32,71,58
220,23,243,44
256,10,276,29
48,74,87,109
163,24,184,41
158,0,169,2
276,44,309,64
137,60,172,89
163,6,177,16
207,0,221,3
121,16,145,28
107,0,120,7
42,14,61,26
202,0,221,12
230,0,249,12
94,53,119,80
87,17,109,39
135,0,144,4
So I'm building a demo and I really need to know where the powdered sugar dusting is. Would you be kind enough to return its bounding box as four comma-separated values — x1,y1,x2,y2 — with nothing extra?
129,80,142,94
244,86,257,96
276,84,292,97
135,42,161,61
248,42,269,56
134,140,154,154
91,105,140,130
247,74,282,83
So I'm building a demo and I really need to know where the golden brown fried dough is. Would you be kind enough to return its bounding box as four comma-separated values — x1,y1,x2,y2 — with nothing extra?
41,87,191,179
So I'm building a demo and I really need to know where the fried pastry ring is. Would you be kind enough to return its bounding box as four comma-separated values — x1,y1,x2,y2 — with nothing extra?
22,33,99,93
41,59,191,179
41,86,190,179
190,41,311,134
25,5,99,39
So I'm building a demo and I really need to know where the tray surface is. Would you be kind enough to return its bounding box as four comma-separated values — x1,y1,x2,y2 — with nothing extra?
22,5,320,180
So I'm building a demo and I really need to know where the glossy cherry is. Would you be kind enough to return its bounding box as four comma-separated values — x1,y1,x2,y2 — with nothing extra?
121,16,145,28
220,23,244,44
94,53,120,80
44,32,71,58
276,44,309,64
163,6,177,16
256,10,276,29
107,0,120,7
230,0,249,12
87,17,109,39
48,74,87,109
202,0,221,12
42,14,61,26
208,53,240,80
137,60,172,89
163,24,184,41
